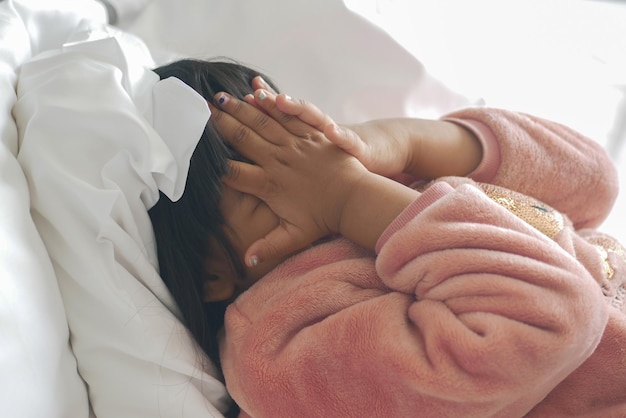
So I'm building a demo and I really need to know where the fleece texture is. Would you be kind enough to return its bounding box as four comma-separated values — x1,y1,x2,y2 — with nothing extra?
220,108,624,417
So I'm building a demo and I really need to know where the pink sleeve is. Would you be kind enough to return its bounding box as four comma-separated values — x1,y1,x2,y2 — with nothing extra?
220,183,609,418
442,107,619,229
373,182,608,414
443,117,501,182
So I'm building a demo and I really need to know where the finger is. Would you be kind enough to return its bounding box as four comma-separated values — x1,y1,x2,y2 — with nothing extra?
252,89,328,137
209,102,277,165
275,94,335,131
323,123,365,156
251,76,278,95
243,93,261,110
244,224,313,267
214,92,292,146
222,160,267,196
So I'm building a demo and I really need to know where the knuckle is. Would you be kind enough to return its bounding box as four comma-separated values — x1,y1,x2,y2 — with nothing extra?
226,162,240,180
252,112,270,130
230,98,244,114
303,131,325,143
277,112,294,126
261,239,281,261
293,98,309,116
233,124,250,146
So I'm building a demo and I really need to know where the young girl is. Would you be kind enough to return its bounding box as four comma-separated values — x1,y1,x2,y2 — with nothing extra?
150,59,625,417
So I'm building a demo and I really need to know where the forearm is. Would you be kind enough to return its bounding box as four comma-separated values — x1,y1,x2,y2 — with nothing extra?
336,116,483,251
350,118,483,180
406,118,483,179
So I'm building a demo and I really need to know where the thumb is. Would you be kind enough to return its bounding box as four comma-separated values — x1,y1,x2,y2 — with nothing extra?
324,123,363,156
275,94,334,131
244,224,311,267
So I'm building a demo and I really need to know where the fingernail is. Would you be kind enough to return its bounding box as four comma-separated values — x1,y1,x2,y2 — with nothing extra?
258,90,267,100
217,93,228,105
285,94,292,101
249,255,259,267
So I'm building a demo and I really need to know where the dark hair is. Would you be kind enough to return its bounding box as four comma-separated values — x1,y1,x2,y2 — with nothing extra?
148,59,279,379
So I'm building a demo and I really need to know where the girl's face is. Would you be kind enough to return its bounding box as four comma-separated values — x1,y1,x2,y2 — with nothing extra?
203,185,286,302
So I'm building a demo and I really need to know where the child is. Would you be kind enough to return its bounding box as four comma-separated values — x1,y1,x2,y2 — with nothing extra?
150,59,626,417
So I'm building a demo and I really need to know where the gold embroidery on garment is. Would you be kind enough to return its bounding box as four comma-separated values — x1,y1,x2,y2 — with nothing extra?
587,235,626,282
586,235,626,311
478,184,626,312
480,184,564,238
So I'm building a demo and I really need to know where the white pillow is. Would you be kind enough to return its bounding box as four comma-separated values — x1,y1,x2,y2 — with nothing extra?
15,24,230,418
0,1,107,417
128,0,473,123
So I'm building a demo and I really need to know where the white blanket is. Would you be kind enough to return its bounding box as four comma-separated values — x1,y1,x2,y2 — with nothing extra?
15,19,232,418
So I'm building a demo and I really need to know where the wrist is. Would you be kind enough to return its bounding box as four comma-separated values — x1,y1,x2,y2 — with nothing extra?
350,119,415,177
405,119,482,179
338,172,419,251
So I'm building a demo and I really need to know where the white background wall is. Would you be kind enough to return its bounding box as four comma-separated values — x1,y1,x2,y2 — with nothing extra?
347,0,626,240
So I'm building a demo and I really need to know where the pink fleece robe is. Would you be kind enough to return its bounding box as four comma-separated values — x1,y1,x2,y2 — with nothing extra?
219,108,625,417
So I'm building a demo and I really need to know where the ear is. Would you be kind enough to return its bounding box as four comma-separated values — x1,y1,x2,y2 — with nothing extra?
202,273,236,302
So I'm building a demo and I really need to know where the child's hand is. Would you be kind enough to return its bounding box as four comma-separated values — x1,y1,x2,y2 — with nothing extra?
326,121,410,178
270,94,483,181
210,91,369,267
271,96,411,178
